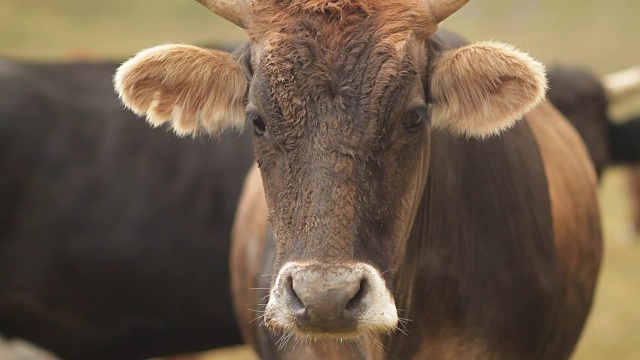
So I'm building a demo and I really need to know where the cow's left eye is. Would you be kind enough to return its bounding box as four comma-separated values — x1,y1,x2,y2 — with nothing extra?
249,113,267,136
402,107,427,131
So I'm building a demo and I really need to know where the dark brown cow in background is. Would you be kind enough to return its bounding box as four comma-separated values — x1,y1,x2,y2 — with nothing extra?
599,66,640,242
0,58,250,359
547,65,640,178
115,0,602,359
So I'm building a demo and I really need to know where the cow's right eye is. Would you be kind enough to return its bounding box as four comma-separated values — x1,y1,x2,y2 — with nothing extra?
251,114,267,136
402,107,428,132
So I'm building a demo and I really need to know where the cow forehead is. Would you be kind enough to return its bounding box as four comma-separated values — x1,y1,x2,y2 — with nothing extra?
252,35,422,147
249,17,427,132
248,0,435,42
255,29,416,91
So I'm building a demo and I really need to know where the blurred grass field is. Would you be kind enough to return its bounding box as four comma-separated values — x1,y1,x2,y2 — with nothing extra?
1,1,639,359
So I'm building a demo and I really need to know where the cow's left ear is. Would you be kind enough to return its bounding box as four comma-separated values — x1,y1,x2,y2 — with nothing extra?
429,41,547,138
114,44,248,137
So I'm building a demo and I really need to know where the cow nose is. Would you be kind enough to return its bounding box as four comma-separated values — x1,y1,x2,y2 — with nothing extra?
266,262,398,336
287,273,366,332
264,261,398,339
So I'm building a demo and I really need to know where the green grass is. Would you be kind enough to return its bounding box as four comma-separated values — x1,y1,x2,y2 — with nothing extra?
2,1,639,359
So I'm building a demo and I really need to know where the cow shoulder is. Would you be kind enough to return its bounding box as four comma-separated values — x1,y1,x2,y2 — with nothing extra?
230,163,270,347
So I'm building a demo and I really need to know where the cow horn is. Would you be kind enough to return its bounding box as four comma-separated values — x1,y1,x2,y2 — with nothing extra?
426,0,470,23
603,65,640,102
196,0,250,28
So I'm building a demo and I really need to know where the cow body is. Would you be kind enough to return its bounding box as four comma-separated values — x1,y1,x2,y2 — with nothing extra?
0,59,251,359
226,23,602,360
114,0,603,359
231,47,602,360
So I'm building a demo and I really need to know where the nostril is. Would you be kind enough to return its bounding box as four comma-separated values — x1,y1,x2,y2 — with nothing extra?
345,278,368,312
286,275,305,310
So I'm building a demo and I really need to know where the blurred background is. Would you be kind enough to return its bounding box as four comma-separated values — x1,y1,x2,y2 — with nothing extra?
1,0,639,359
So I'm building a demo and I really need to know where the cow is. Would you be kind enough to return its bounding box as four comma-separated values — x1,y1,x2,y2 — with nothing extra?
547,65,640,177
614,115,640,240
114,0,603,359
596,64,640,242
0,57,252,359
601,65,640,172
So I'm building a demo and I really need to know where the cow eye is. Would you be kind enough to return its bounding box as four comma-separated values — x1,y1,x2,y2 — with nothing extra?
250,114,267,136
402,107,427,132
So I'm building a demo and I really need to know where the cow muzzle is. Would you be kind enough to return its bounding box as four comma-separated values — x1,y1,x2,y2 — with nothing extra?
264,262,398,338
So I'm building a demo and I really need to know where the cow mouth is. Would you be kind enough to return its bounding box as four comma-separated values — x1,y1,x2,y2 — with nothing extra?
263,317,400,349
263,312,400,340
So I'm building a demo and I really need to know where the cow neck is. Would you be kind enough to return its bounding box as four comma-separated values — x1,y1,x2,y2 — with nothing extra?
389,120,560,357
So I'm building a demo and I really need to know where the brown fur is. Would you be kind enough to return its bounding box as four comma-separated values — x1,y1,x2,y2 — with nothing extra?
230,164,269,347
248,0,437,41
413,334,492,360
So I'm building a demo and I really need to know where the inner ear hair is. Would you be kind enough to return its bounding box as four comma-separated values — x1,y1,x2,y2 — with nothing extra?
114,44,249,137
429,41,548,139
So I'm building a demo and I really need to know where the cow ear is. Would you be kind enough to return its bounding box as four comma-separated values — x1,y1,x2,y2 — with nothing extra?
114,44,248,137
429,41,547,138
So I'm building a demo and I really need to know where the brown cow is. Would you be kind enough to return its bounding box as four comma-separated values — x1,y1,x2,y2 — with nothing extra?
114,0,602,359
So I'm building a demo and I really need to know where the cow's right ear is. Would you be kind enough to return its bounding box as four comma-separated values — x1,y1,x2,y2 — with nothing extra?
114,44,248,137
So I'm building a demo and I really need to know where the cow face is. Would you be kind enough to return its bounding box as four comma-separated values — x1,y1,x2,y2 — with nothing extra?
114,0,546,344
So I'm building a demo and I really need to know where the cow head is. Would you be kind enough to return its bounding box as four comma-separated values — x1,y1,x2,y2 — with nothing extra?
114,0,546,345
